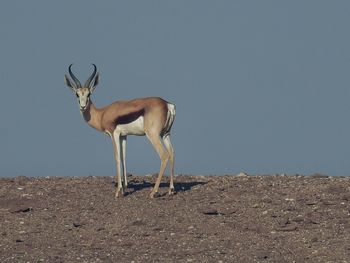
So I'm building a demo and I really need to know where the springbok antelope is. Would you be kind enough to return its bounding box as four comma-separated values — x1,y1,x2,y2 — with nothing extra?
64,64,176,198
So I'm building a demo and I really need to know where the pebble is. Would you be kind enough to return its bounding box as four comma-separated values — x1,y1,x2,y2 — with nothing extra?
201,208,219,215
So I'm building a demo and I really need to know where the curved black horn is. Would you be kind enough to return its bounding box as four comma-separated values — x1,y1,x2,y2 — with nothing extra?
68,64,82,89
84,64,97,88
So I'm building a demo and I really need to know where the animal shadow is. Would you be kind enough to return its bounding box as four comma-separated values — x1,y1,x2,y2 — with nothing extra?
124,179,207,196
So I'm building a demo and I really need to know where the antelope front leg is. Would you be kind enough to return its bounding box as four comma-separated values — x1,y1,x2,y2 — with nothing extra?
120,136,128,188
112,133,124,198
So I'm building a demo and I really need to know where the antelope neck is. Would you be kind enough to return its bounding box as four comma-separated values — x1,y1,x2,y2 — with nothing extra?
81,101,103,132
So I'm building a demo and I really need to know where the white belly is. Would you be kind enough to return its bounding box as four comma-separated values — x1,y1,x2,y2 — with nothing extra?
115,116,145,136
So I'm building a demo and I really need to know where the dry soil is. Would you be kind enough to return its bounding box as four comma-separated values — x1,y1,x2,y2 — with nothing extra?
1,174,350,262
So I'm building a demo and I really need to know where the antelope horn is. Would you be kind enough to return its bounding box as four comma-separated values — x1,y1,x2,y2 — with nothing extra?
68,64,82,89
84,64,97,88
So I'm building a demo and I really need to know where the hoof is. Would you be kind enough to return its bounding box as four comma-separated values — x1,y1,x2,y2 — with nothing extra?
115,189,124,198
150,191,161,198
168,188,176,195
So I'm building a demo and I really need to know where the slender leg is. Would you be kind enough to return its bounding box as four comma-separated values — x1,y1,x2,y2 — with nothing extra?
112,133,124,198
120,136,128,188
163,134,175,194
146,132,169,198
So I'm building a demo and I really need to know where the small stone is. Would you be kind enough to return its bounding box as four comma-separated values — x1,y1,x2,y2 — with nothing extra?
10,207,32,213
202,208,224,216
201,208,219,215
322,200,335,205
277,217,290,227
226,208,238,214
306,201,318,206
256,250,270,260
292,216,304,223
73,222,82,228
237,172,248,177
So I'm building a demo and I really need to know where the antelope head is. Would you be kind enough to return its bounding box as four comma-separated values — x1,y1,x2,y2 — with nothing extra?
65,64,100,111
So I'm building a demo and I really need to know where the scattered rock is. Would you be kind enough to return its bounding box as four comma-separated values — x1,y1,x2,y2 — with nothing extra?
305,213,321,225
322,200,336,206
10,207,32,213
200,208,221,215
225,208,238,215
256,250,270,260
291,216,304,223
236,172,248,177
305,200,318,206
277,217,290,227
73,222,83,228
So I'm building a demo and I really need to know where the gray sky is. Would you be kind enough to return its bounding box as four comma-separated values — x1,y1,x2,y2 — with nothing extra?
1,1,350,177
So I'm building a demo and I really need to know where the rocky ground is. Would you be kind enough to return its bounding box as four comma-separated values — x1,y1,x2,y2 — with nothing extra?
0,173,350,262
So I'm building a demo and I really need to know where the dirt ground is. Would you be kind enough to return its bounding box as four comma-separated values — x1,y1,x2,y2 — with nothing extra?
0,173,350,262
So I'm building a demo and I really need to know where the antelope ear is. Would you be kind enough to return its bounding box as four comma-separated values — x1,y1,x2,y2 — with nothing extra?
64,75,76,91
89,72,99,93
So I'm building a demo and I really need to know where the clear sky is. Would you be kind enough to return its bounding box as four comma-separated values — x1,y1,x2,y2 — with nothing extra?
1,1,350,177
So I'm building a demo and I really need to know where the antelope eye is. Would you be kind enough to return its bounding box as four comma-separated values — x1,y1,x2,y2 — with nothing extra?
75,93,79,98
